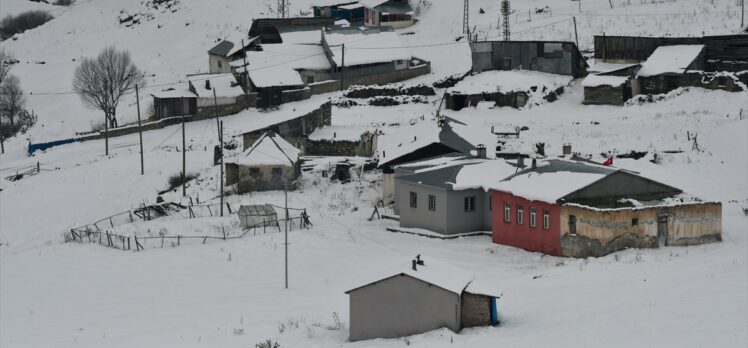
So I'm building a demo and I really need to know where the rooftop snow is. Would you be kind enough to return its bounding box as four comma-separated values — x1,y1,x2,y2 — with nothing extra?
582,74,629,87
325,30,411,67
376,120,481,166
189,73,242,98
308,126,369,141
245,42,328,88
637,45,705,77
238,132,300,167
150,86,196,99
489,158,617,203
398,159,518,191
449,70,572,94
345,255,475,295
587,61,640,75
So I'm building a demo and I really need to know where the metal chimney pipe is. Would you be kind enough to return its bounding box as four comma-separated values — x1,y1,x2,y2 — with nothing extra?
531,158,537,169
412,259,417,271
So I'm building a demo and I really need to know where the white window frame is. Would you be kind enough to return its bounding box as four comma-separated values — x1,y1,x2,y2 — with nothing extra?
504,202,511,222
428,195,436,211
517,205,524,225
530,207,537,228
543,209,550,230
409,192,417,208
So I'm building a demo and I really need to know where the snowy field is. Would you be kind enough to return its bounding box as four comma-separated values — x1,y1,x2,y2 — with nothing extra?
1,0,748,347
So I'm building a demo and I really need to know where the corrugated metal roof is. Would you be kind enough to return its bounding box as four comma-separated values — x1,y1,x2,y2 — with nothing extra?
208,41,235,57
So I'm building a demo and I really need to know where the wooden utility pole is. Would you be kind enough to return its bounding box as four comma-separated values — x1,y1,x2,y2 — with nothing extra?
219,120,224,217
578,0,581,13
340,44,345,91
284,181,289,289
104,111,109,156
573,17,579,48
608,0,613,9
181,97,186,197
213,88,219,137
742,0,745,29
135,84,144,175
241,39,250,108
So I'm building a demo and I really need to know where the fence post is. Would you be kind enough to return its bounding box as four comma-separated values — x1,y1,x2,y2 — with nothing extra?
203,236,208,244
226,203,232,214
263,219,266,234
110,217,114,228
135,236,139,251
222,226,226,240
161,235,165,248
178,235,181,246
121,236,126,250
129,211,134,223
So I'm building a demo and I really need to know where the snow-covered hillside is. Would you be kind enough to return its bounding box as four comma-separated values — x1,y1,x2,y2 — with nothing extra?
1,0,747,347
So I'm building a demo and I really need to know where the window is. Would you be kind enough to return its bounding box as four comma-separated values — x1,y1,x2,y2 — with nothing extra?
569,215,577,235
249,168,261,178
530,208,537,228
543,210,550,230
632,218,639,226
464,196,476,212
217,60,223,68
409,192,417,208
428,195,436,211
306,76,315,84
517,205,524,225
271,167,283,177
504,202,511,222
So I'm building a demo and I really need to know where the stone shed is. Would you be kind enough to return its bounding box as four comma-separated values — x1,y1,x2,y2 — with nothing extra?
345,255,500,342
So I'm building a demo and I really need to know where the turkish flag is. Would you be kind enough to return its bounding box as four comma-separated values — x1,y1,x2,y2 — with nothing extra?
603,156,613,166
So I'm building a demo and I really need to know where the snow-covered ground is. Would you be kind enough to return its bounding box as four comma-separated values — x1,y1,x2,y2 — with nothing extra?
1,0,747,347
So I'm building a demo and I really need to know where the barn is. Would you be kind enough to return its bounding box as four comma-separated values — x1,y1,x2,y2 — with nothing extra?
636,45,706,95
488,157,722,257
470,40,588,78
346,255,500,342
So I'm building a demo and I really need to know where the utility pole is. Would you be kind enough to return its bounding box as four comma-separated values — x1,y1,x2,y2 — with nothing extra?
104,111,109,156
573,16,579,48
181,97,186,197
284,181,289,289
219,120,224,217
579,0,582,13
608,0,613,9
462,0,469,34
241,39,250,109
501,0,511,41
340,44,345,91
742,0,745,29
135,84,144,175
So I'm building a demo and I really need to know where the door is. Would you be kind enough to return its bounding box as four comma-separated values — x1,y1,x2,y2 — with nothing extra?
657,215,669,247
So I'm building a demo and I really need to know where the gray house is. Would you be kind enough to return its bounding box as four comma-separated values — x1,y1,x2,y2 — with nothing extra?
346,255,500,342
207,36,261,74
395,159,518,235
470,40,588,78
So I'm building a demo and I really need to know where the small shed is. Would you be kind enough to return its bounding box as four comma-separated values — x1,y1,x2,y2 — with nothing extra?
636,45,706,94
238,204,278,229
582,62,640,105
150,88,198,119
346,255,500,342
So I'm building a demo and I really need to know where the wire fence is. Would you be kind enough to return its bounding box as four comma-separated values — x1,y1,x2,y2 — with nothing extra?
64,201,310,251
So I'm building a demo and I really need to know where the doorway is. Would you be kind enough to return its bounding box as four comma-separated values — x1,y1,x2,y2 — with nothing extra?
657,215,669,247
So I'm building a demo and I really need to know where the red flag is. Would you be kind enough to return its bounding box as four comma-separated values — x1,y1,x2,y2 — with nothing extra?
602,156,613,166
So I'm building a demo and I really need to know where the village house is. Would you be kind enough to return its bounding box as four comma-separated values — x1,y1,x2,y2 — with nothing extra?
488,158,722,258
395,158,518,235
582,62,640,105
635,45,706,95
305,126,378,157
150,73,249,119
207,35,261,74
470,40,588,78
361,0,416,29
248,17,337,44
346,255,500,342
312,1,365,22
229,132,301,193
377,118,488,204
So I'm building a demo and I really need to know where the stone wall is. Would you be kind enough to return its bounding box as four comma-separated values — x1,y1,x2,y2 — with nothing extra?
235,163,300,193
242,101,333,150
196,94,255,118
559,202,722,258
638,71,745,95
461,292,492,328
583,85,626,105
305,132,377,157
445,91,530,110
307,62,432,96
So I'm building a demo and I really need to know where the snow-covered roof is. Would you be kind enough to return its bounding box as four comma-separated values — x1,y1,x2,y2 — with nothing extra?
339,3,364,10
398,159,518,191
150,87,196,99
587,61,639,75
345,255,475,296
449,70,572,94
582,74,629,88
394,153,471,170
238,132,301,167
377,121,477,167
325,30,411,67
489,158,617,204
208,35,259,58
245,41,328,88
359,0,390,8
308,126,369,141
189,73,243,98
637,45,705,77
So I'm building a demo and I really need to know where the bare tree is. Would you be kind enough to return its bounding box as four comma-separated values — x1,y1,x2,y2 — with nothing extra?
0,75,25,127
0,48,12,86
73,47,144,129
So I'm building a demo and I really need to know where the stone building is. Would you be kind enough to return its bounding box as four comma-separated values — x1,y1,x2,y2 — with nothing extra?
488,157,722,258
230,132,301,193
305,126,378,157
470,40,588,78
346,256,500,342
151,73,252,119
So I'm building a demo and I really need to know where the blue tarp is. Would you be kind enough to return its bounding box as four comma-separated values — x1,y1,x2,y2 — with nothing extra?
27,137,80,155
490,297,499,326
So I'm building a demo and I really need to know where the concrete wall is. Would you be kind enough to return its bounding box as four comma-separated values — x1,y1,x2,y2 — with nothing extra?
461,292,492,328
307,62,432,96
470,41,587,77
348,274,461,341
446,189,490,234
638,70,745,95
396,181,449,234
209,54,232,74
559,202,722,258
583,85,627,105
562,171,682,208
491,190,562,256
236,163,300,193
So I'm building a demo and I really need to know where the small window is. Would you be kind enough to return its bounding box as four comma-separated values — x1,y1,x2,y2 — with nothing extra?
409,192,417,208
530,207,537,228
217,60,223,68
306,76,315,84
569,215,577,235
464,196,476,212
504,202,511,222
249,168,261,177
543,210,550,230
271,167,283,177
428,195,436,211
632,218,639,226
517,205,524,225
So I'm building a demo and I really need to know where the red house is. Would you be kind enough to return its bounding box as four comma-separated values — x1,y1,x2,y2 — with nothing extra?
488,158,721,258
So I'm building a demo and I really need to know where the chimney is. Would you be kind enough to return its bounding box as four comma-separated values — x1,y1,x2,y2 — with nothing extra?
416,254,424,266
531,158,537,169
563,143,572,156
412,259,417,271
518,156,525,167
476,144,487,159
205,79,211,90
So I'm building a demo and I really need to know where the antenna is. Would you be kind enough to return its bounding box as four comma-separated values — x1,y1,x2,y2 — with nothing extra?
501,0,511,41
462,0,469,34
277,0,290,18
